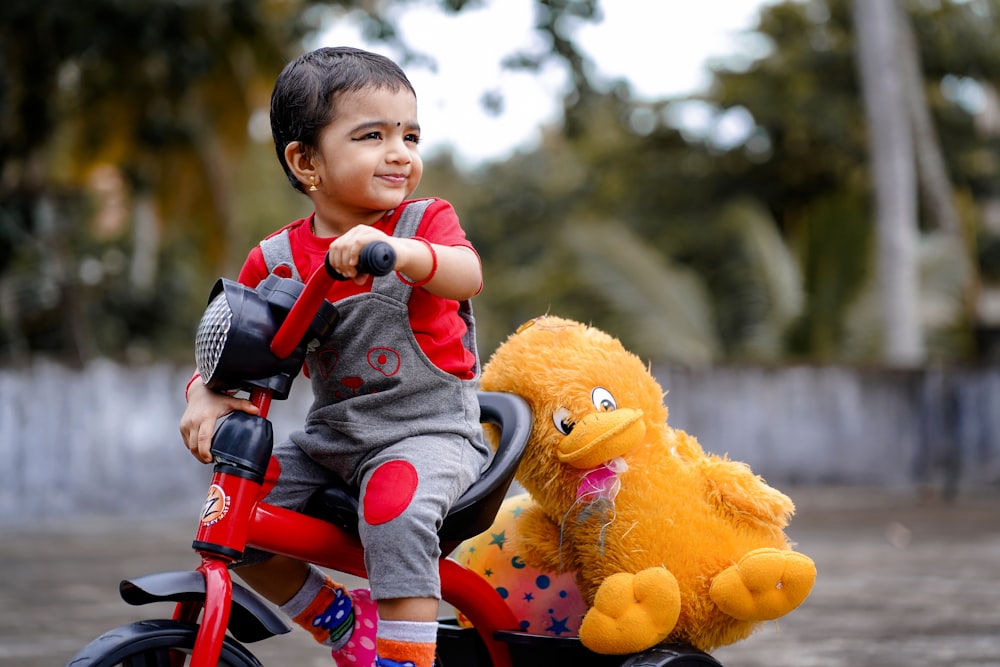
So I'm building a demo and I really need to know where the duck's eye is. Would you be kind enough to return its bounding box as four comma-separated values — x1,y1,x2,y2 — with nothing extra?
552,407,575,435
592,387,617,412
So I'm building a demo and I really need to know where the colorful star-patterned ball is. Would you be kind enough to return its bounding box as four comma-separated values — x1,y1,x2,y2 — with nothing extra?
453,494,587,636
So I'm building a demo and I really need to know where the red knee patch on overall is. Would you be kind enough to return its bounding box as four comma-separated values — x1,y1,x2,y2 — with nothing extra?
364,460,419,525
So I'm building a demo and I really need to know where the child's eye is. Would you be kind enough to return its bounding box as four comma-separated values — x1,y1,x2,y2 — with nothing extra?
405,133,421,144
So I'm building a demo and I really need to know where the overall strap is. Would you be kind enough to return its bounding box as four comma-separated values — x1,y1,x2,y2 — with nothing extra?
258,229,301,281
394,199,433,238
260,201,432,287
373,199,434,300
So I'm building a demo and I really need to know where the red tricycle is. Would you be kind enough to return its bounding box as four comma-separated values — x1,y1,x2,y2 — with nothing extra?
67,243,723,667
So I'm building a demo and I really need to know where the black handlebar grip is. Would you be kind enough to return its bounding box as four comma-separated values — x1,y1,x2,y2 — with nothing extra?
325,241,397,281
358,241,396,276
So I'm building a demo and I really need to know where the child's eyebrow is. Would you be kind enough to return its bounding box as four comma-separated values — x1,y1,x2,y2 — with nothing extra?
350,120,421,134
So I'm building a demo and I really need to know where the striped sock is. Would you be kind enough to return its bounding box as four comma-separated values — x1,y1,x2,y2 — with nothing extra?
375,619,437,667
279,567,357,649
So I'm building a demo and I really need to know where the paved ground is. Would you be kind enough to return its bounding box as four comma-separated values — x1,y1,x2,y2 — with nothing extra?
2,486,999,667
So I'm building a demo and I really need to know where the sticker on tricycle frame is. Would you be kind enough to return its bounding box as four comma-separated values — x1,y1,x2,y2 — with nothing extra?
200,484,231,526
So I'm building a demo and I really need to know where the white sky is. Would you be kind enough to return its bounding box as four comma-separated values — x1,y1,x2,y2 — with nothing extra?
316,1,773,165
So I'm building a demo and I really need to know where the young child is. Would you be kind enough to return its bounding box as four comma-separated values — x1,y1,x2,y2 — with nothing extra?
179,46,491,667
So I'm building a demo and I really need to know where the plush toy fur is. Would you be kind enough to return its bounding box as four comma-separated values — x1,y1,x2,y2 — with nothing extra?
465,315,816,654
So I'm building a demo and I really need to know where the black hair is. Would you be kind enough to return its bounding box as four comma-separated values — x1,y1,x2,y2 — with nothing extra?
270,46,416,193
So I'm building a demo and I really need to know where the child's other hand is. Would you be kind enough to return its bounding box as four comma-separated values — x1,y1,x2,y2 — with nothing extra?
179,381,259,464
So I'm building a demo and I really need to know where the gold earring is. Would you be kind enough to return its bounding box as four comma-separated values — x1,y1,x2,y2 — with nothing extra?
308,176,318,192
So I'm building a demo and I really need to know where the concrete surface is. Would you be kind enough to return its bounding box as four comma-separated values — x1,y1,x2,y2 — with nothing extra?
1,486,998,666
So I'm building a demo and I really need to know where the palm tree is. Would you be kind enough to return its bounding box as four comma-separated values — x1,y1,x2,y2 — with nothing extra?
853,0,925,365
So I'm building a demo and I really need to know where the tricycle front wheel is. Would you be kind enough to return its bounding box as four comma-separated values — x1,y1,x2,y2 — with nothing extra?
67,619,261,667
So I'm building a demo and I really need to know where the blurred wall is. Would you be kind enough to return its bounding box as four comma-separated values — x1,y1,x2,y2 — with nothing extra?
1,361,997,523
657,365,1000,492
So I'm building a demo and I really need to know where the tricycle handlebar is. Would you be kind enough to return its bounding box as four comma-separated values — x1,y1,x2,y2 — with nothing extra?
270,241,396,360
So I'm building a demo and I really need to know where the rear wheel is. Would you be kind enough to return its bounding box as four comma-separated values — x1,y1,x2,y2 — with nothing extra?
67,619,261,667
619,642,724,666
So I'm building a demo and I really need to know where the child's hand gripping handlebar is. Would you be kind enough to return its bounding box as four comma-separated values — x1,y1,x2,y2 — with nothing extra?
269,242,396,360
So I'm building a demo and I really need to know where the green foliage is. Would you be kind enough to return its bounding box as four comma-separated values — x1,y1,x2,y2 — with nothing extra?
1,0,998,367
0,0,606,365
451,0,1000,364
782,192,873,360
0,0,298,363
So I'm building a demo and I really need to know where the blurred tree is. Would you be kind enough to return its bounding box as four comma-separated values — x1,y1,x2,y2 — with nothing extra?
705,0,996,363
854,0,924,366
0,0,599,364
451,91,801,361
2,0,997,368
450,0,1000,364
0,0,297,363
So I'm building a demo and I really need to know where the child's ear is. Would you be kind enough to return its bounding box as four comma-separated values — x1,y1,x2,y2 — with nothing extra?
284,141,316,185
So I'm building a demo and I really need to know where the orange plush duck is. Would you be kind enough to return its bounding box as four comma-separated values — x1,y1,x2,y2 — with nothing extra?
457,316,815,655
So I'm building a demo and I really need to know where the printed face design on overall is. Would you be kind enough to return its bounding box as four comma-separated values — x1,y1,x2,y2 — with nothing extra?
312,86,423,216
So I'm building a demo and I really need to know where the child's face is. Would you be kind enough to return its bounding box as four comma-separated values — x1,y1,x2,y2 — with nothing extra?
312,86,423,220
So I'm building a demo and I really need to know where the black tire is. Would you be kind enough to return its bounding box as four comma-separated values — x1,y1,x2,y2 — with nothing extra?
618,642,724,666
67,619,262,667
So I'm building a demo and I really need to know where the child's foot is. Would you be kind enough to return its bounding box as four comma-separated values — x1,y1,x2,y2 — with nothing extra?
329,589,378,666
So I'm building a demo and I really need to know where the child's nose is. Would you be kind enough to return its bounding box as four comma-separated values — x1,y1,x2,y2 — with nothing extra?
385,136,411,163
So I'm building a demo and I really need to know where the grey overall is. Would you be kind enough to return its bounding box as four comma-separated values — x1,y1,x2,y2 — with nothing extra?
248,201,490,601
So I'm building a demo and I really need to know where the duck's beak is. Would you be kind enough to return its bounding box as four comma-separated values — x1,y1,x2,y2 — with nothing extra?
557,408,645,469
